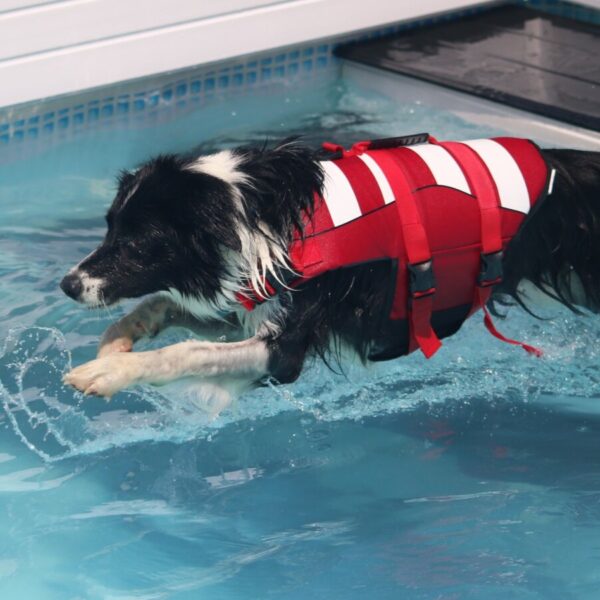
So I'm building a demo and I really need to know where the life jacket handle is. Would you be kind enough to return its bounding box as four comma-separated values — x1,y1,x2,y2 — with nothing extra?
321,133,432,158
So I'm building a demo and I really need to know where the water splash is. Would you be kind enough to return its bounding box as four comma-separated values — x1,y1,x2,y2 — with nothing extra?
0,327,223,461
2,305,600,462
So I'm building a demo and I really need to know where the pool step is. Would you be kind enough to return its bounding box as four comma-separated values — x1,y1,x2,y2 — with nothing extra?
335,5,600,132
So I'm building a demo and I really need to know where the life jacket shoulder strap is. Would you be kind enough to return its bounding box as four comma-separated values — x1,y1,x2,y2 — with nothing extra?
365,149,442,359
435,140,542,357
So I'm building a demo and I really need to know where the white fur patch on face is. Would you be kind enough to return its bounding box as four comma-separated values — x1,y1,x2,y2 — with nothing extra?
74,269,105,307
186,150,249,186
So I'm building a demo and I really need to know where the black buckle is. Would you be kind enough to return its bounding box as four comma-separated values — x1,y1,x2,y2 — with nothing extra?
478,251,503,287
409,260,436,298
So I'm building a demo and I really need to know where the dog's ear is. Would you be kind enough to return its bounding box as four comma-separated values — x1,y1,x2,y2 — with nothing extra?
237,139,324,236
117,169,135,187
174,170,243,254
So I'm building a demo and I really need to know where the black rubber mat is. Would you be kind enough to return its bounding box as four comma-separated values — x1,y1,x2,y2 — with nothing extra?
336,6,600,131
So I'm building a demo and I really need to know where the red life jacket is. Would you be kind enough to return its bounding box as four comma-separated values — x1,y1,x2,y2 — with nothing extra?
238,134,551,359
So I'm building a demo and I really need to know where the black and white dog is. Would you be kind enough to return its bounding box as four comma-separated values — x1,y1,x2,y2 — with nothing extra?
60,139,600,403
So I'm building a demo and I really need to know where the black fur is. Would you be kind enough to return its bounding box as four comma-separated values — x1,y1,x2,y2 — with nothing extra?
61,140,600,385
495,149,600,314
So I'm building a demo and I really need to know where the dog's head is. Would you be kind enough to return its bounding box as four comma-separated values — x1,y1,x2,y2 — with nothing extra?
61,141,322,315
60,153,244,311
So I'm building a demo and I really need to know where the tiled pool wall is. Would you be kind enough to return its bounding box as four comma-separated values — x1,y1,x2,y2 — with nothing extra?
523,0,600,22
0,42,337,150
0,3,497,149
0,0,596,150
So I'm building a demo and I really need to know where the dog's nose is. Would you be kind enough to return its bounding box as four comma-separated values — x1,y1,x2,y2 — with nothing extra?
60,272,83,300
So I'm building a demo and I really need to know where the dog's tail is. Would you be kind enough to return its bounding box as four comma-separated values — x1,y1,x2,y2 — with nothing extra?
494,147,600,314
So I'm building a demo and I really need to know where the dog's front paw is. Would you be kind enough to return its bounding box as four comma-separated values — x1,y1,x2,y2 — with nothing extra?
63,353,142,398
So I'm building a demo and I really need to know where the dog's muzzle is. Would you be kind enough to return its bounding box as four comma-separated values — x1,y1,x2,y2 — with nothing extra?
60,272,83,300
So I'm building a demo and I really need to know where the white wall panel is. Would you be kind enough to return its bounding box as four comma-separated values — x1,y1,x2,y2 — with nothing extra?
0,0,496,108
0,0,293,60
0,0,63,12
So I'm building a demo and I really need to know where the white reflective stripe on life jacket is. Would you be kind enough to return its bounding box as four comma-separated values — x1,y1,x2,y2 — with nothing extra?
463,139,531,214
357,153,395,204
319,160,362,226
408,143,471,194
318,138,535,229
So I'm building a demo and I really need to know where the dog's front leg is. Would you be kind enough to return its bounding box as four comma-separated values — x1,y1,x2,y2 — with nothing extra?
97,296,179,357
97,296,236,358
64,337,270,398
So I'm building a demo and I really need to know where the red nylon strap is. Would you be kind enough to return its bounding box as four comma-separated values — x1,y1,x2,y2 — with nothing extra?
367,150,442,358
438,142,503,257
438,141,502,317
480,293,543,357
438,141,542,357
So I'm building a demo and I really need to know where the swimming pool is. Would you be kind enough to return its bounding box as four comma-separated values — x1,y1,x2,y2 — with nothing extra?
1,59,600,599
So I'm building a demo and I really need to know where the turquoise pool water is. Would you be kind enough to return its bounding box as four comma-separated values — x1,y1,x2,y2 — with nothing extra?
1,69,600,599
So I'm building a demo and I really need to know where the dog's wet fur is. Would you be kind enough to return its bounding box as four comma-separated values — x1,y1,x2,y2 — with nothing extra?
60,139,600,399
